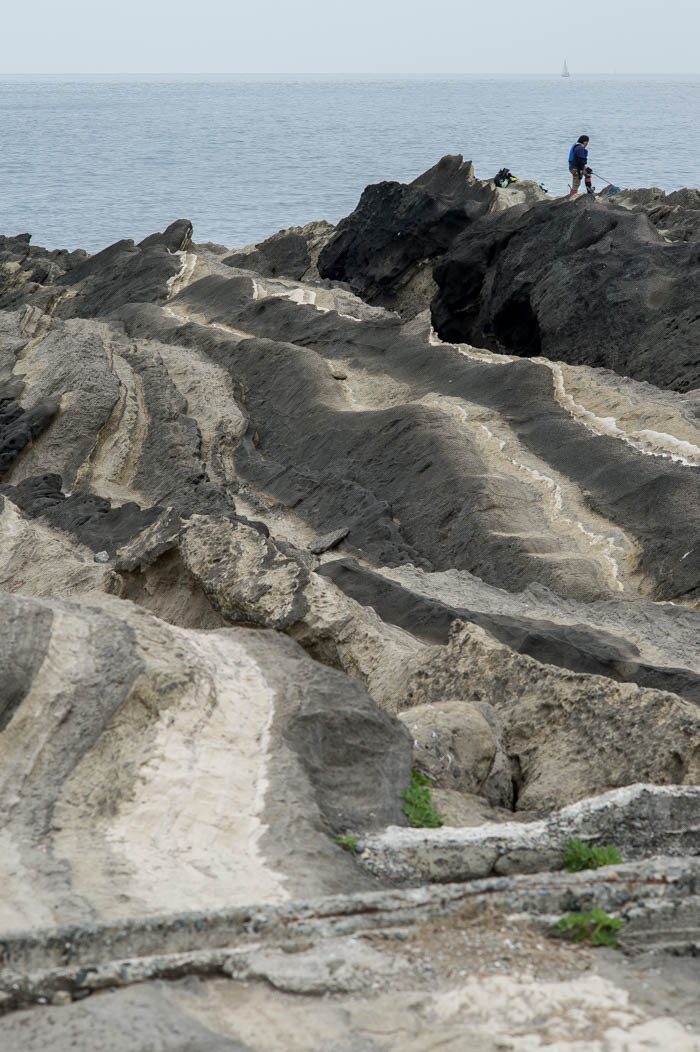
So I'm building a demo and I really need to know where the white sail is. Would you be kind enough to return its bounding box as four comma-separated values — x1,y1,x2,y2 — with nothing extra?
562,59,570,78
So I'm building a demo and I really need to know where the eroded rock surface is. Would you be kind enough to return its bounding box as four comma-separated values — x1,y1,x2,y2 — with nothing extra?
223,219,335,280
431,193,700,391
318,154,547,316
359,784,700,882
0,589,411,934
1,159,699,1047
607,184,700,243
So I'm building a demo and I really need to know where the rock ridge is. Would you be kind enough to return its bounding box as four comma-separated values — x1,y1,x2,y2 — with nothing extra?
1,161,699,1047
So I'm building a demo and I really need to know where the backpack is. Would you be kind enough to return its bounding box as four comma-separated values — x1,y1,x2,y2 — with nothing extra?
494,168,519,188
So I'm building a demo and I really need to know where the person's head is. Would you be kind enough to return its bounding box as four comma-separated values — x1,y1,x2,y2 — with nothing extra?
578,135,590,145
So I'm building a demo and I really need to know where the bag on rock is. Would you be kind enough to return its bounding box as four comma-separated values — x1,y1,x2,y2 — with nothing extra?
494,168,519,188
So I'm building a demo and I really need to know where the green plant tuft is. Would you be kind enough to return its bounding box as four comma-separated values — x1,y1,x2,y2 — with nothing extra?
564,837,623,872
334,835,358,853
557,908,624,949
401,770,443,828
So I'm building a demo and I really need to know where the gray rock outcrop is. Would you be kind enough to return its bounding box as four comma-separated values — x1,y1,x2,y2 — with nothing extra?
397,701,501,798
431,192,700,391
405,621,700,812
1,159,700,1046
223,220,335,280
318,154,547,317
0,588,411,934
359,784,700,883
607,185,700,243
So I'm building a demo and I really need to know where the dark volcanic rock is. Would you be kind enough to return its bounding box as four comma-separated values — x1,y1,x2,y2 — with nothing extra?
55,235,183,319
0,473,163,556
318,155,481,307
224,220,335,280
432,194,700,391
0,392,59,477
318,155,545,315
0,222,192,320
138,218,193,253
608,186,700,243
0,234,87,315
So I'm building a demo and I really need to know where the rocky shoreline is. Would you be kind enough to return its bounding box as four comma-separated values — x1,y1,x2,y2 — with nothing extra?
1,158,699,1049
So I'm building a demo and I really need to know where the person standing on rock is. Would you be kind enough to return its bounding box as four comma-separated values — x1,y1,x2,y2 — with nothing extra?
568,135,594,195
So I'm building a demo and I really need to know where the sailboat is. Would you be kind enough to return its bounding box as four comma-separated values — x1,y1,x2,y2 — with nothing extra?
562,59,571,78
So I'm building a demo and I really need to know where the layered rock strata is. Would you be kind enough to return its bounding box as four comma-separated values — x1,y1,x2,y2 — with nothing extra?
314,156,700,391
1,161,699,1047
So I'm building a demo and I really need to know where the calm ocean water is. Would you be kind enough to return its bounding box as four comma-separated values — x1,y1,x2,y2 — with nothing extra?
2,77,698,254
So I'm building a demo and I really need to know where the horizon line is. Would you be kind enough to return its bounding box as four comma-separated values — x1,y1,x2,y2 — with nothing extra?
1,71,699,80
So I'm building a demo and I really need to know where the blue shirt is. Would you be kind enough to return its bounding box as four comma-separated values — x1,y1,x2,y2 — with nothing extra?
569,143,588,171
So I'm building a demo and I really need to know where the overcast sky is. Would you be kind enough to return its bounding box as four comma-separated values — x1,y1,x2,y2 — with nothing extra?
4,0,699,77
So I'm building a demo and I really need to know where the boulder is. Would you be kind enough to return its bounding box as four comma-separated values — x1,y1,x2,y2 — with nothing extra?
180,513,310,629
406,622,700,812
179,515,424,712
138,218,193,253
307,526,349,554
280,652,413,833
428,788,537,827
608,185,700,243
397,701,498,796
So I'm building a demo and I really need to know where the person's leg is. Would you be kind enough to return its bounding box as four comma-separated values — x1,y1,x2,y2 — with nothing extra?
570,169,581,194
584,167,594,193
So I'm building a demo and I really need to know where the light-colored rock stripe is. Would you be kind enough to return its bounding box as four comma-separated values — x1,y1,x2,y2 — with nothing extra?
146,339,246,484
166,251,198,298
90,629,289,916
546,360,700,466
430,326,700,465
425,395,631,593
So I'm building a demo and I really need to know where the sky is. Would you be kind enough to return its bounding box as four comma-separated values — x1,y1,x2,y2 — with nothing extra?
3,0,699,78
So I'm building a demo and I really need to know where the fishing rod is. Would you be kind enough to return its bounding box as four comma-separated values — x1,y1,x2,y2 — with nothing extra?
589,169,622,191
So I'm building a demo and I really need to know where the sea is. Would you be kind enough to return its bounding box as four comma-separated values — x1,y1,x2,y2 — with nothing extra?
1,76,698,255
